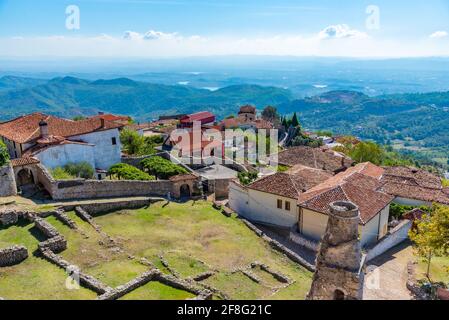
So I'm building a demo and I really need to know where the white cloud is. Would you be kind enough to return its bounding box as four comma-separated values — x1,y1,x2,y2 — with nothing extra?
2,28,449,58
430,31,448,39
318,24,367,40
123,30,179,41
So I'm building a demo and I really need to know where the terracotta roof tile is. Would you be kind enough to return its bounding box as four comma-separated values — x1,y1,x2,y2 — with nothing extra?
278,146,354,173
298,162,394,225
247,166,332,199
10,157,40,167
0,112,124,144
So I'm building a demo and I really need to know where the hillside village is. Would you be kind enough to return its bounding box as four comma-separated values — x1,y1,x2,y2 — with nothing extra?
1,105,449,300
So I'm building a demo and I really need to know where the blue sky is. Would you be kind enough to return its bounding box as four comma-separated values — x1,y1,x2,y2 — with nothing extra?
1,0,448,57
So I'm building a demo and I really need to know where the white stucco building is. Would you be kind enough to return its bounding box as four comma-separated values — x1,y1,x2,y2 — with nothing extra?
0,112,124,179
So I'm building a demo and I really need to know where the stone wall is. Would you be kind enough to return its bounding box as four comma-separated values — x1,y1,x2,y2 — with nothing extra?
0,245,28,267
0,163,17,197
34,217,60,238
365,219,412,262
34,164,173,200
289,230,320,252
38,235,67,253
61,198,156,215
0,210,19,226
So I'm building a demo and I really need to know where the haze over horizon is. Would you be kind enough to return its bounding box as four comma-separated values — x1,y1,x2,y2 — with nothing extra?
1,0,449,58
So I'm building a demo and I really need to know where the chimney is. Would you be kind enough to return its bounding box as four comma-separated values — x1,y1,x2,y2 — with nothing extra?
39,119,49,138
98,111,105,115
100,118,105,128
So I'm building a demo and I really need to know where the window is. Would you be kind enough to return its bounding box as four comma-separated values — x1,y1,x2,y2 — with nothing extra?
277,199,282,209
98,174,102,180
112,137,117,145
285,201,291,211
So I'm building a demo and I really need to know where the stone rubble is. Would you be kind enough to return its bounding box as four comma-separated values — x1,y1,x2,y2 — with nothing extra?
0,245,28,267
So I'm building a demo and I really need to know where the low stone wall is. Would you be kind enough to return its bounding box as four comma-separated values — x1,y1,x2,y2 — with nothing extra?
34,164,173,200
40,248,112,294
366,220,412,262
38,235,67,253
0,163,17,197
34,217,60,238
406,261,429,300
0,245,28,267
98,270,161,300
240,218,315,272
0,210,19,226
53,210,77,229
289,230,320,252
62,198,155,215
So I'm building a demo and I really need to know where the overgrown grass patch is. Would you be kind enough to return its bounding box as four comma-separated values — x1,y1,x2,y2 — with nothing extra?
119,281,195,300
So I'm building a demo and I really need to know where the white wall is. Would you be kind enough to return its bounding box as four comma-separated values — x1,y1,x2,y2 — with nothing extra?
300,206,390,248
35,143,95,170
229,181,298,228
72,129,121,170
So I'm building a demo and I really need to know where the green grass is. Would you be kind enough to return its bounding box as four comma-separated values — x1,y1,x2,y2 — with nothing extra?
417,256,449,284
93,201,312,300
0,221,96,300
119,281,195,300
1,201,312,300
45,213,148,288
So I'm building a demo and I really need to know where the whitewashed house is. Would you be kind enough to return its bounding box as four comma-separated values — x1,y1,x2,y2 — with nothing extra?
0,113,124,178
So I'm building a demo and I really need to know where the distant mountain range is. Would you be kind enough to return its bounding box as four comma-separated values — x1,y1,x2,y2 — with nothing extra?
0,76,292,121
1,75,448,167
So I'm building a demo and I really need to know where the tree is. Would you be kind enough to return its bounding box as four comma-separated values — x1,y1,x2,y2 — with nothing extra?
120,128,158,156
349,141,384,165
291,112,300,128
63,162,94,179
108,163,154,181
73,116,86,121
0,140,9,167
237,171,258,185
261,106,279,124
140,156,188,179
409,204,449,279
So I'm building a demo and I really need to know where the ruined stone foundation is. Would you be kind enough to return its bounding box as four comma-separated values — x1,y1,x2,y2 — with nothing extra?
307,201,364,300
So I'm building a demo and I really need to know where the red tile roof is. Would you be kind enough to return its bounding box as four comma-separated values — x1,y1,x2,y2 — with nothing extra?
379,166,449,204
298,162,394,225
238,105,256,114
10,157,40,167
0,113,124,144
180,112,215,124
278,146,354,173
247,166,333,199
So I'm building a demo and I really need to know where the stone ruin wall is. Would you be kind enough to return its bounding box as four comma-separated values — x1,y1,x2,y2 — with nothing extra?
0,245,28,267
0,163,17,197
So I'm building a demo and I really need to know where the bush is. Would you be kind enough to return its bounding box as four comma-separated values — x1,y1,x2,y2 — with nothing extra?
140,156,188,179
63,162,94,179
120,129,158,156
108,163,154,181
0,140,9,167
50,167,75,180
238,171,259,185
389,203,431,220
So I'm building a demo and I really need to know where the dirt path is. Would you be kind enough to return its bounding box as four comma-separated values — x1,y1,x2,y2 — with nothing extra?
363,241,413,300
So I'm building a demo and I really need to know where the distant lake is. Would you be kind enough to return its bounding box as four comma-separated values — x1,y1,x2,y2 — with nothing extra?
202,87,220,91
313,84,328,88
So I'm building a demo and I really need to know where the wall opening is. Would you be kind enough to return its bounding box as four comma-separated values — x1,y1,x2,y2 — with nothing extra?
333,289,345,300
17,169,34,186
180,184,191,198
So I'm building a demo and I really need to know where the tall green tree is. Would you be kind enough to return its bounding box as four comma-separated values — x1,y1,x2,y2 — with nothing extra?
261,106,280,124
291,112,300,128
349,141,384,165
409,204,449,279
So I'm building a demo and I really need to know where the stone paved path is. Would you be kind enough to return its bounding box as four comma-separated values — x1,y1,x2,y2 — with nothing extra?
363,241,413,300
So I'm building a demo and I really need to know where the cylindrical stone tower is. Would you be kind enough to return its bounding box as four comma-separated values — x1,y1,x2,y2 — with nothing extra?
306,201,364,300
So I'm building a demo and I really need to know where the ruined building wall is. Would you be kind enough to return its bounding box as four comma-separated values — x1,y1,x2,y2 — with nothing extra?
0,163,17,197
307,201,364,300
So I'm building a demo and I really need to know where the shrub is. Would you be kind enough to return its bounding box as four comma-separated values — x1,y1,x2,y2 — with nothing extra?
140,156,188,179
108,163,154,181
0,140,9,167
238,171,259,185
120,128,158,156
63,162,94,179
50,167,75,180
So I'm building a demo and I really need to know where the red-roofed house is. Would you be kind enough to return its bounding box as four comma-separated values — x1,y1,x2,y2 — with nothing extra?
0,113,124,176
179,112,216,128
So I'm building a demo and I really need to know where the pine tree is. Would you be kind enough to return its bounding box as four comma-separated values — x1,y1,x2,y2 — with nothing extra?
291,112,300,128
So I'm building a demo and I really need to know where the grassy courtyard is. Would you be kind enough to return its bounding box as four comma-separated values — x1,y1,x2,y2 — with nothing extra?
0,200,312,300
417,256,449,284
